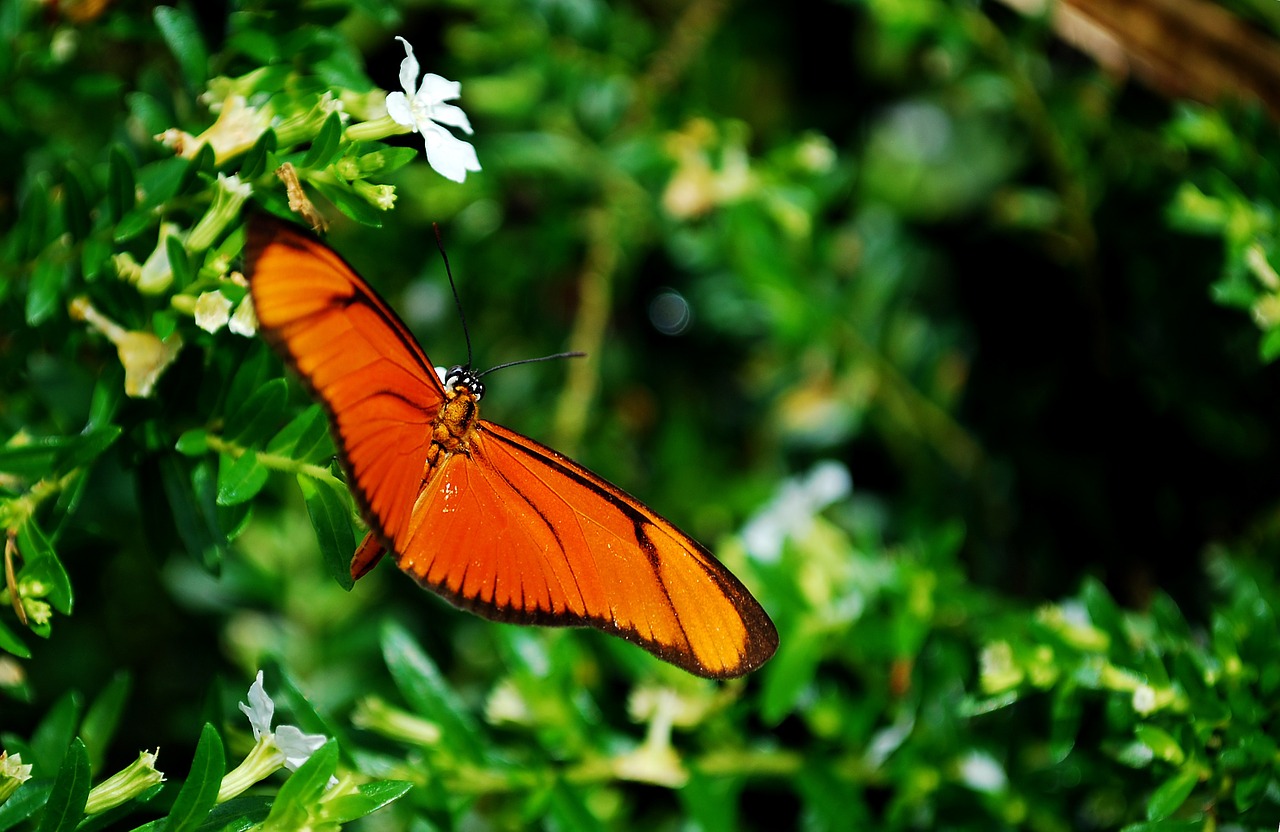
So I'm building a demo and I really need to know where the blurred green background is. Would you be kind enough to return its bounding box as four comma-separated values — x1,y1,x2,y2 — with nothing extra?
6,0,1280,828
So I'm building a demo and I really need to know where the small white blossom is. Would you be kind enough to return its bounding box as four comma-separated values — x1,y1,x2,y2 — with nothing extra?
385,36,481,183
741,460,852,561
194,291,233,333
219,671,331,803
1132,684,1158,715
229,296,258,337
0,751,33,804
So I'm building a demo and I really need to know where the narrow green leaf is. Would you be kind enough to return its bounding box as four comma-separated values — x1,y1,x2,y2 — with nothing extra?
81,235,111,282
17,521,72,615
135,157,189,210
60,168,90,242
30,693,82,777
160,455,221,569
35,738,89,832
107,147,137,222
224,347,272,420
215,452,269,507
1135,725,1185,766
153,5,208,87
315,781,412,825
0,617,31,658
0,779,53,830
238,129,277,181
302,111,344,169
225,379,288,446
60,426,122,471
381,621,483,761
265,405,331,464
297,475,356,590
166,234,190,289
112,209,156,244
175,430,209,456
80,673,131,775
1146,765,1200,821
261,740,337,831
310,179,384,228
26,257,66,326
163,723,225,832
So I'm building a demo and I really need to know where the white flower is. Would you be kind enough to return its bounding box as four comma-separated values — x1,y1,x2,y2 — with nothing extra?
237,671,327,771
194,291,233,333
219,671,330,802
385,36,481,183
741,460,852,561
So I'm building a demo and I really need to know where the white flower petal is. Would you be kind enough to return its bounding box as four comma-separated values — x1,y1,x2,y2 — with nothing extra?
194,291,233,333
395,36,420,98
385,91,415,128
418,73,461,104
229,296,257,337
423,124,481,183
238,671,274,741
428,102,473,135
274,724,328,771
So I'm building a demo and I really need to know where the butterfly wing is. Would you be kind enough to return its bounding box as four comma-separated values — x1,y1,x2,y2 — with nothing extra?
389,419,778,678
246,217,777,678
244,218,445,548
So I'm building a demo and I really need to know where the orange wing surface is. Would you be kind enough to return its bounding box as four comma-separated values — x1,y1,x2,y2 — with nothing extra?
244,217,778,678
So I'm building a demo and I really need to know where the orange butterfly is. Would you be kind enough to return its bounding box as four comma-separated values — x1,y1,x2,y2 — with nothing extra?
244,217,777,678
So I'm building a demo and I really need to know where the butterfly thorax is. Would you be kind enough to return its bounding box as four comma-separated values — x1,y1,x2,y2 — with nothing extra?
429,367,484,460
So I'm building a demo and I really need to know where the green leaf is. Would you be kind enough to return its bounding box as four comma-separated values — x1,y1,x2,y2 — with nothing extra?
17,520,73,615
1135,725,1185,766
61,167,91,242
175,430,209,456
26,257,67,326
30,692,82,777
261,740,337,831
315,781,413,825
166,234,190,289
112,208,156,244
163,723,225,832
302,111,344,170
381,621,483,761
225,378,289,446
160,455,222,570
215,452,269,506
238,129,277,180
298,475,355,590
309,179,384,228
35,738,89,832
266,405,332,464
153,5,208,88
107,146,137,223
1146,765,1201,821
81,235,111,282
80,673,131,775
224,347,273,421
0,617,31,658
0,779,53,830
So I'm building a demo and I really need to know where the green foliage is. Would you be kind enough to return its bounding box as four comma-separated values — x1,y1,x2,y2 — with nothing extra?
4,0,1280,828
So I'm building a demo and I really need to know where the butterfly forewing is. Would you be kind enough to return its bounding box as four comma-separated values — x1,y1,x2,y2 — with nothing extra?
244,217,778,678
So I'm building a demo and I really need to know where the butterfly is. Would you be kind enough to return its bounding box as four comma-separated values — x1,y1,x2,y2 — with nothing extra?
243,217,778,678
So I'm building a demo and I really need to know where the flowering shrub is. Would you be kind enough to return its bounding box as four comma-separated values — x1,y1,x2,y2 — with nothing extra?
4,0,1280,830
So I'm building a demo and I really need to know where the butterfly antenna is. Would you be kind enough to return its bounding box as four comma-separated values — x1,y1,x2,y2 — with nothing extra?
434,223,473,369
478,351,586,378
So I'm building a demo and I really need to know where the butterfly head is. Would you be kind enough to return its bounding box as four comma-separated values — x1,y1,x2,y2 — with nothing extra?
444,365,485,401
